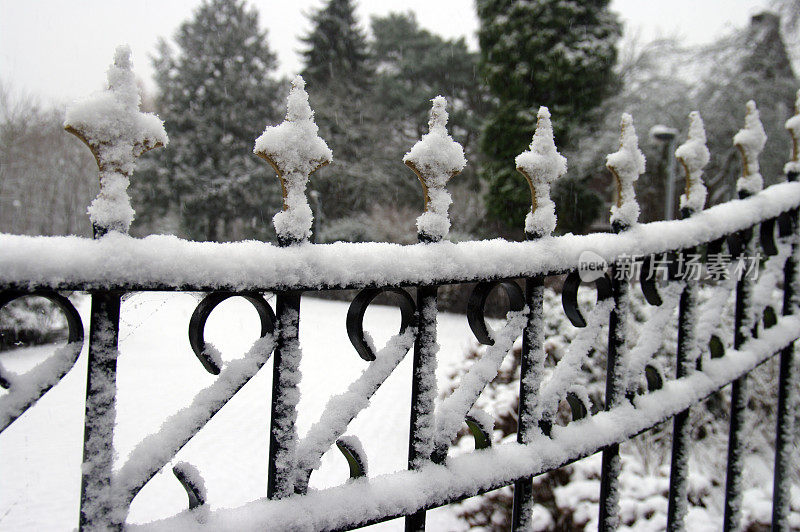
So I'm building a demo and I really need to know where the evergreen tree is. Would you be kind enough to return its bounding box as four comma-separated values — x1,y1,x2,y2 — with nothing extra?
477,0,621,232
298,0,380,231
300,0,371,89
137,0,282,241
368,12,488,220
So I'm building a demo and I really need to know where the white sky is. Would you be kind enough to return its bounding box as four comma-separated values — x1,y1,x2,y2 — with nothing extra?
0,0,771,106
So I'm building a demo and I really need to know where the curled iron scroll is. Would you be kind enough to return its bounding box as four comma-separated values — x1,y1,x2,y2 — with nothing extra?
346,288,416,361
561,270,613,328
336,437,368,479
0,290,84,431
466,281,525,346
172,462,206,510
538,392,589,437
639,253,681,307
778,211,794,238
760,218,778,257
188,292,276,375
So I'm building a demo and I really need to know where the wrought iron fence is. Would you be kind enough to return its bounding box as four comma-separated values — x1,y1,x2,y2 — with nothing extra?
1,48,800,531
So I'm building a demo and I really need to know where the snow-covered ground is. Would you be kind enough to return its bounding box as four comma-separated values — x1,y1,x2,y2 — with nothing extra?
0,293,478,530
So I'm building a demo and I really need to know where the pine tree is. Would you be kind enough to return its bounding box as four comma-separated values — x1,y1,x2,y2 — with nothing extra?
298,0,381,232
300,0,371,89
477,0,621,231
138,0,282,241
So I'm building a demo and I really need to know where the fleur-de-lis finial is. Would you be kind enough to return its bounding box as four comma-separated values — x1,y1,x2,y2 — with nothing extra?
733,100,767,198
64,45,168,237
675,111,710,217
785,89,800,178
515,106,567,239
254,75,332,246
403,96,466,243
606,113,645,231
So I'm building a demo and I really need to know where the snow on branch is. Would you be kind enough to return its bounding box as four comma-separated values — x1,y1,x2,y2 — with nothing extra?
676,112,710,215
403,96,466,242
515,106,567,238
293,329,415,493
734,100,767,196
433,309,527,459
786,89,800,175
606,113,645,230
254,76,332,245
64,45,168,236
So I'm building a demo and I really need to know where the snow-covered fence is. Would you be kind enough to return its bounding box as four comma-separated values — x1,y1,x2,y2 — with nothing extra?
1,48,800,531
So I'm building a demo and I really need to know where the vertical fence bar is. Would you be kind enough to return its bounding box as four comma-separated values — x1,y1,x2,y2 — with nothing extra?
405,285,439,532
667,254,697,531
79,290,122,531
267,290,302,499
511,276,545,530
772,170,799,529
599,263,628,532
723,226,754,532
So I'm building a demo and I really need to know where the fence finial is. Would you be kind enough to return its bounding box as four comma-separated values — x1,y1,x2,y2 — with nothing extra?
606,113,645,231
515,106,567,239
254,75,332,246
786,89,800,177
64,45,168,237
404,96,466,243
734,100,767,197
675,111,710,216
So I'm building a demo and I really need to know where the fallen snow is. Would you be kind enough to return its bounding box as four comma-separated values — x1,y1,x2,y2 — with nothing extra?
253,76,332,244
607,113,646,229
676,112,710,215
132,311,800,530
64,45,168,234
786,89,800,175
1,182,799,292
403,96,466,242
515,107,567,237
734,100,768,196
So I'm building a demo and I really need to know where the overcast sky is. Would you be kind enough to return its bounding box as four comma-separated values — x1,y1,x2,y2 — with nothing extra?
0,0,771,106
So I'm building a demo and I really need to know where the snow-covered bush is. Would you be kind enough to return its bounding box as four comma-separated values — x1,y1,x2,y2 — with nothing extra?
442,278,800,530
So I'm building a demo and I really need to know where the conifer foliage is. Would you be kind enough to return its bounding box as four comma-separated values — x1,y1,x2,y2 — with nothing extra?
142,0,283,241
476,0,621,230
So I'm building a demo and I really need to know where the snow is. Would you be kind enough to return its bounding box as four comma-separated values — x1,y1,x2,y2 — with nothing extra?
786,89,800,175
0,295,470,530
294,329,415,491
676,111,710,215
253,76,332,244
733,100,767,196
433,309,527,458
536,299,612,427
0,341,82,431
607,113,646,229
115,335,275,510
624,283,682,392
64,45,168,235
133,309,800,530
515,106,567,237
2,181,799,292
403,96,466,242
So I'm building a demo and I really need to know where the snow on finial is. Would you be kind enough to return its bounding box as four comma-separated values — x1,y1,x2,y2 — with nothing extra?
64,45,168,236
515,106,567,238
675,111,710,215
606,113,645,230
403,96,467,242
785,89,800,175
733,100,767,196
254,75,332,245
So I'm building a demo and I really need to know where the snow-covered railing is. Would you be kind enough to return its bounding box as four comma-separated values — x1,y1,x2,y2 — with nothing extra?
2,48,800,532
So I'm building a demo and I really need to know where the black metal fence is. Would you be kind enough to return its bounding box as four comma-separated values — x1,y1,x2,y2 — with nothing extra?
1,50,799,531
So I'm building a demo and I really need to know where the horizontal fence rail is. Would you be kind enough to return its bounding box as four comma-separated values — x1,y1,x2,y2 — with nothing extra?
2,47,800,531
